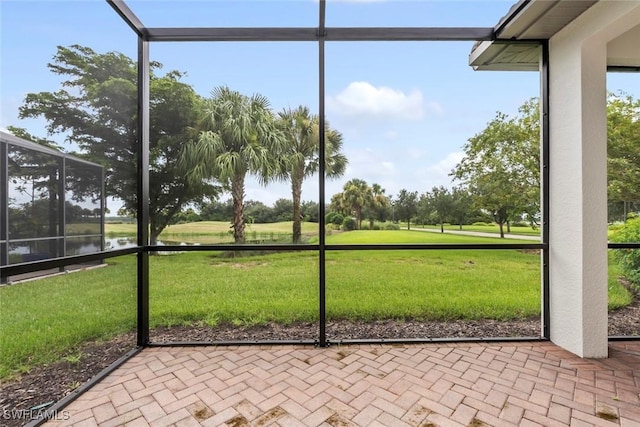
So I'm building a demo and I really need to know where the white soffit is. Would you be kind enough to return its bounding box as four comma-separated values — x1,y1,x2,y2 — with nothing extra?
470,0,597,71
607,24,640,68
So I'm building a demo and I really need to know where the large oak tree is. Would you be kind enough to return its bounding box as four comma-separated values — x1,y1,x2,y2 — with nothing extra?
16,45,218,245
451,98,540,238
453,94,640,236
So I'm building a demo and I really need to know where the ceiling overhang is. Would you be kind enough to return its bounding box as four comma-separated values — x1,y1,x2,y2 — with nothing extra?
469,0,598,71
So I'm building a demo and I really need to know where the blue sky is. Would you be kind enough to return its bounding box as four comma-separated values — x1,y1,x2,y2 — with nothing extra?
1,0,638,212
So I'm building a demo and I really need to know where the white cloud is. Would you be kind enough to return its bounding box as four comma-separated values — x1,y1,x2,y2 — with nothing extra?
327,81,425,121
415,151,464,189
346,148,396,178
428,151,464,177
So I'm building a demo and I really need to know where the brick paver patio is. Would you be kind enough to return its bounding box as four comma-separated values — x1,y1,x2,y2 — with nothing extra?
46,341,640,426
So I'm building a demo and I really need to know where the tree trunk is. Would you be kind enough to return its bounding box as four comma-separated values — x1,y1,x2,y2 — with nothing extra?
498,222,505,238
440,222,444,233
407,220,411,230
624,201,628,222
148,198,184,250
459,223,463,230
369,219,374,229
231,173,246,244
291,170,303,244
150,227,161,246
148,221,162,255
506,220,511,233
150,228,161,255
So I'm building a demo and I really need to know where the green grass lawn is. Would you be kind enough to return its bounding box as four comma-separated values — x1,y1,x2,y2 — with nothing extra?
0,256,137,379
409,223,541,236
326,229,526,244
104,222,137,235
107,220,623,239
0,229,633,379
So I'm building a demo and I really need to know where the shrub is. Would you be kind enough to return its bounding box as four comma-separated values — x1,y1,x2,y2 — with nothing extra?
472,222,491,226
326,212,344,226
341,217,357,231
372,224,381,230
384,222,400,230
609,223,625,232
611,217,640,292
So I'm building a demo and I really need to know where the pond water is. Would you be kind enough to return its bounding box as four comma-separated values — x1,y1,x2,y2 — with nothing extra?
7,237,193,264
104,237,196,251
105,238,197,250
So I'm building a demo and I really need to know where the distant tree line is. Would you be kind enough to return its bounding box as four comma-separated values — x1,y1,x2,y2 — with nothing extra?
325,180,494,233
10,45,639,244
173,198,319,225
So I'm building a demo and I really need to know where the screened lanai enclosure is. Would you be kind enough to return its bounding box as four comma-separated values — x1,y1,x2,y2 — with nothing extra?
0,132,105,283
1,1,638,409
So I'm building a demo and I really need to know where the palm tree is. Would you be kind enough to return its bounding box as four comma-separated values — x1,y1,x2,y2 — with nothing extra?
340,178,372,230
181,86,285,243
278,106,347,243
366,183,389,229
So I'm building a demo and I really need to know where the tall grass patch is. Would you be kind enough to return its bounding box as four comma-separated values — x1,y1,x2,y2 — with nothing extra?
148,251,319,339
326,249,541,322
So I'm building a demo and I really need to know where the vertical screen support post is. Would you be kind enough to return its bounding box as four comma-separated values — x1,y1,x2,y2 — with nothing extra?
137,36,150,347
318,0,328,347
541,40,551,339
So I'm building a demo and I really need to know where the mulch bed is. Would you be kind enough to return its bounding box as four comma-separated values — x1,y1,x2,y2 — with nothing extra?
1,301,638,427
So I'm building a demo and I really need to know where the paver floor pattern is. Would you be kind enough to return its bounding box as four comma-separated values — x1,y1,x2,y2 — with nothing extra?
46,341,640,426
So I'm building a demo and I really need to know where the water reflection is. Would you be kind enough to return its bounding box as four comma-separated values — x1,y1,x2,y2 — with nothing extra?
105,237,137,250
105,238,197,250
8,237,193,264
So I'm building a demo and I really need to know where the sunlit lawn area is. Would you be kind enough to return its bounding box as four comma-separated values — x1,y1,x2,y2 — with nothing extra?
150,231,536,328
0,255,137,379
409,223,541,236
0,228,633,379
107,220,538,240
